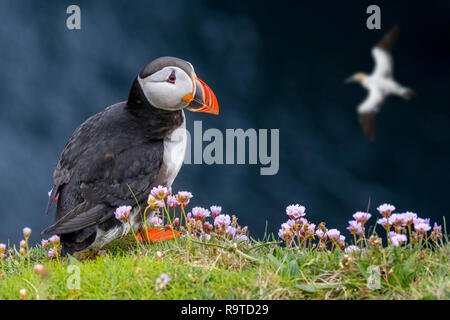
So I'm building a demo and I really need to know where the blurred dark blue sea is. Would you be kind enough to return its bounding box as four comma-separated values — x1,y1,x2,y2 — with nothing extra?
0,0,449,245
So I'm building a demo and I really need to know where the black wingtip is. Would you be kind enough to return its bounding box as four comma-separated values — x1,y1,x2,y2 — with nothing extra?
377,25,399,52
41,226,54,235
405,90,416,99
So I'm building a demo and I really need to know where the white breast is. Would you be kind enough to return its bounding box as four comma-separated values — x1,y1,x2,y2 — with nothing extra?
163,110,187,187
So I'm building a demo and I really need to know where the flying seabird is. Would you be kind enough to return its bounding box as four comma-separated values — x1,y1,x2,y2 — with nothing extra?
42,56,219,255
346,26,415,141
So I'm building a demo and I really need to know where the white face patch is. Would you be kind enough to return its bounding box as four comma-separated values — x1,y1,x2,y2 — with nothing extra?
138,66,195,111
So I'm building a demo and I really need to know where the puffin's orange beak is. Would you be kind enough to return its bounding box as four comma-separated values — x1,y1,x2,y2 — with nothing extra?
186,76,219,115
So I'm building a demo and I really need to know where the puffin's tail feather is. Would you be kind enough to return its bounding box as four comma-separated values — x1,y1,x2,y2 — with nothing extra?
41,202,110,235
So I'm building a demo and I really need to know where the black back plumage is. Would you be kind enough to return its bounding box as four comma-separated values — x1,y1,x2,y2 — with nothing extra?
43,76,183,254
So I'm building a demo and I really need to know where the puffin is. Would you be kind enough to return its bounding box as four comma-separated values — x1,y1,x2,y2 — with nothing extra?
345,26,415,141
42,56,219,255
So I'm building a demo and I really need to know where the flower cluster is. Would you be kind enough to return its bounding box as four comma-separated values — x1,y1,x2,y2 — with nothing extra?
278,204,338,249
42,234,61,260
113,186,249,245
192,207,210,221
372,205,441,246
186,206,248,242
1,228,38,274
278,201,444,252
388,232,408,247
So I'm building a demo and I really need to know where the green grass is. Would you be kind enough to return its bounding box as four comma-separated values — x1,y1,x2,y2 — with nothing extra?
0,235,448,300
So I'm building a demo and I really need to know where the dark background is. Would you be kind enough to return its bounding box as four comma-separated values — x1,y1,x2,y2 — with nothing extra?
0,0,449,245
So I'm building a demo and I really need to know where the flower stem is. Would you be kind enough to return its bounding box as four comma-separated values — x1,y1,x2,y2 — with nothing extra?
162,202,178,246
181,206,191,260
25,239,30,267
127,219,141,246
54,245,60,264
142,206,150,243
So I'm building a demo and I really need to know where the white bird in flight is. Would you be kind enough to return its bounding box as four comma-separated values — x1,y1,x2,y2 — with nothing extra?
346,26,415,141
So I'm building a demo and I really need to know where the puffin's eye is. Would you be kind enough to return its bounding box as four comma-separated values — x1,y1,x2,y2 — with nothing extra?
167,71,176,84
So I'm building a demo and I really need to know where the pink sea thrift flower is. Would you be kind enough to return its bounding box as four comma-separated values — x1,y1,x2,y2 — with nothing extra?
150,185,170,200
150,216,163,226
191,207,210,221
210,206,222,219
389,213,407,226
175,191,193,207
278,229,290,241
173,217,180,228
41,240,50,249
389,232,407,247
49,235,60,245
19,289,27,300
22,227,32,239
226,226,237,238
203,221,213,233
344,245,360,254
236,234,249,241
413,217,430,226
433,222,442,232
347,220,363,235
327,229,341,240
403,212,417,225
286,219,297,228
315,229,327,241
48,248,56,258
377,217,389,228
414,220,431,233
0,243,6,253
280,222,293,233
286,204,306,220
306,223,316,237
353,212,371,224
147,195,164,211
338,235,346,247
33,264,44,275
115,205,132,221
214,214,231,228
377,203,395,217
166,195,179,208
